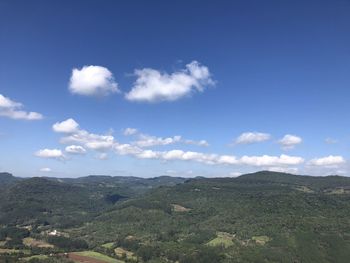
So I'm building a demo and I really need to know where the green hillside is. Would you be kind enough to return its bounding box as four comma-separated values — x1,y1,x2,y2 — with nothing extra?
0,172,21,186
1,171,350,262
0,177,110,227
79,171,350,262
0,174,185,228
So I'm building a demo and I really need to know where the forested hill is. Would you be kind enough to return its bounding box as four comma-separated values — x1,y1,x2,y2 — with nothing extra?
235,171,350,190
0,172,21,186
0,172,186,227
1,171,350,262
80,171,350,263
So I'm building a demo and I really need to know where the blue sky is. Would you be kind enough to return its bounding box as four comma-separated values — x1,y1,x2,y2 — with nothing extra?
0,0,350,177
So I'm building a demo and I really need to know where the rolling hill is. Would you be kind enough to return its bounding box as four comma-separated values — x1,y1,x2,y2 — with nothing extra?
1,171,350,262
0,173,186,228
0,172,21,186
79,171,350,262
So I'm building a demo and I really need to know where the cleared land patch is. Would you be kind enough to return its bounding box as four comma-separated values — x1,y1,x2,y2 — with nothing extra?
114,247,136,260
23,237,54,248
252,235,270,245
171,204,191,212
69,251,122,263
101,242,114,249
294,186,314,193
207,232,235,248
22,255,49,261
325,187,350,194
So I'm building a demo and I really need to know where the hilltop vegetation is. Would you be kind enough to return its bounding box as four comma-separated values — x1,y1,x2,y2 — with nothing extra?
0,174,185,228
76,171,350,262
1,171,350,262
0,172,21,186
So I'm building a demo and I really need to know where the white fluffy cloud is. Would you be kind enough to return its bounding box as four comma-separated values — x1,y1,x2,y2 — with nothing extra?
217,155,239,165
161,150,218,164
65,145,86,154
239,154,304,166
113,141,304,168
278,134,302,150
136,149,161,159
125,61,214,102
0,94,43,120
61,130,115,151
53,118,79,133
0,95,21,108
69,65,119,96
48,119,345,174
35,149,64,160
235,132,271,144
114,143,142,155
308,155,345,166
53,118,116,152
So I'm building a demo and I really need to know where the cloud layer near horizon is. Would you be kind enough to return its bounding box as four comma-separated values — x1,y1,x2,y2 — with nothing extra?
4,59,346,177
32,118,348,176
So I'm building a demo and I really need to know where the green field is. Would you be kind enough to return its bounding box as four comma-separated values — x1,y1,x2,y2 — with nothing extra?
72,251,123,263
101,242,115,249
207,232,235,248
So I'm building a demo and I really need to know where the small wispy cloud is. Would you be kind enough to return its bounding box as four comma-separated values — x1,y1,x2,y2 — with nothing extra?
278,134,302,150
96,153,108,160
133,134,182,148
325,138,338,144
65,145,86,154
234,132,271,145
123,128,138,136
0,94,43,120
40,167,52,172
35,149,65,160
